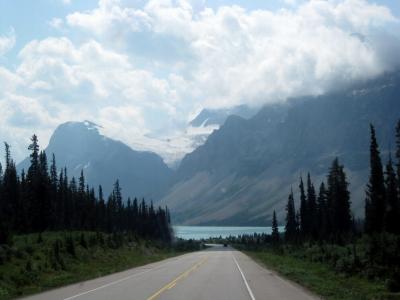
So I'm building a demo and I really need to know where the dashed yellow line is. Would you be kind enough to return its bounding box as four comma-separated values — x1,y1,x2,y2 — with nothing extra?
146,256,208,300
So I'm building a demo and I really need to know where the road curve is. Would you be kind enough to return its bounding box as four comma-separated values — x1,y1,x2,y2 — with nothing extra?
21,245,318,300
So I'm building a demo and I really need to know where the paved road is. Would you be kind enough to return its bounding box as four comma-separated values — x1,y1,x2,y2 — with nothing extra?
22,245,318,300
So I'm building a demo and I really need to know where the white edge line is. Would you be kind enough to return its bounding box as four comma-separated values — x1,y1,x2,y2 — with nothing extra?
63,268,154,300
232,254,256,300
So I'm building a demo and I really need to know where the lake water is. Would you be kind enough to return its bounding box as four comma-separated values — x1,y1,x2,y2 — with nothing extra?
173,226,283,240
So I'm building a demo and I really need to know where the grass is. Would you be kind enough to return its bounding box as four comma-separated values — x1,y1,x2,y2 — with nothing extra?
0,232,185,300
245,249,399,300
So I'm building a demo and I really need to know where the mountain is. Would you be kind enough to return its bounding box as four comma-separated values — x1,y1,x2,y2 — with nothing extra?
159,72,400,226
189,105,258,127
140,104,258,169
18,121,173,200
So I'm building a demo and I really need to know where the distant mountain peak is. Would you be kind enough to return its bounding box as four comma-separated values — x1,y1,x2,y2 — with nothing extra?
83,120,102,129
18,120,172,200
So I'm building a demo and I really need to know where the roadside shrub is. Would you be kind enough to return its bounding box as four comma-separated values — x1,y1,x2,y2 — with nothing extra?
36,233,43,244
88,234,97,247
80,233,88,249
65,235,76,257
386,268,400,293
24,245,34,255
25,260,33,272
52,239,66,270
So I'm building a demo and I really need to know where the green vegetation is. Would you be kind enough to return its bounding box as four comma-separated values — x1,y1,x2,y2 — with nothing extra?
245,248,392,300
228,120,400,299
0,231,190,300
0,135,173,245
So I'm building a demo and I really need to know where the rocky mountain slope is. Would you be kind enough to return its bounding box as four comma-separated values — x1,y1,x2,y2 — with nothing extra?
160,72,400,225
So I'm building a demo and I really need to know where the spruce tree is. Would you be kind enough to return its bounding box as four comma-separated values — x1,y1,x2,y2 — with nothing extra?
2,143,19,231
396,120,400,188
306,173,317,239
299,176,308,237
385,154,399,234
27,135,40,232
0,135,173,242
327,158,352,238
285,189,297,242
271,210,280,244
38,150,51,231
98,185,106,231
49,154,59,228
365,125,386,234
317,182,328,240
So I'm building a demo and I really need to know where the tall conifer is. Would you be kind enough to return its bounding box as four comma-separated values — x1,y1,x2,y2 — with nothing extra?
365,125,386,233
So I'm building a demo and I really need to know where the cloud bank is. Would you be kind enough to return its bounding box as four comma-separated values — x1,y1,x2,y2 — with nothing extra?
0,0,399,163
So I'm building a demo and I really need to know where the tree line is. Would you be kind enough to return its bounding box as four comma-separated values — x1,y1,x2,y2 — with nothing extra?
0,134,172,244
279,121,400,243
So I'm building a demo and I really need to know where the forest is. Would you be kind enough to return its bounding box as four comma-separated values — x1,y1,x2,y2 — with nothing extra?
0,134,173,244
228,120,400,297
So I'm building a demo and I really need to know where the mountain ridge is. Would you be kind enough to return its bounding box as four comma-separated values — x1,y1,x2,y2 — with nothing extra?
160,71,400,225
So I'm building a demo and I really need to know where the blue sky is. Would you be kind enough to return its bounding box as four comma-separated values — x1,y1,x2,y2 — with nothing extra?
1,0,400,164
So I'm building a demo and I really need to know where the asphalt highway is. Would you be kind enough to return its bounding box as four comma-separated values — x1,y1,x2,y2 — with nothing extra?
22,245,318,300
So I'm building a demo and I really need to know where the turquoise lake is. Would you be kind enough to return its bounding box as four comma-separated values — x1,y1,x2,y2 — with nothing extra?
173,226,284,240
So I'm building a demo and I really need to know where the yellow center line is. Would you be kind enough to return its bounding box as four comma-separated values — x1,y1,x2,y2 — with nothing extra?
146,256,208,300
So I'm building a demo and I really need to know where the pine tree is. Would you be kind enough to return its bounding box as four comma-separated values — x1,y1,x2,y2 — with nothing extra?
114,180,123,229
385,154,399,234
19,169,28,232
299,176,308,238
2,143,19,231
317,182,328,240
327,158,352,238
38,150,51,231
98,185,106,231
27,135,41,232
0,135,173,243
77,170,86,228
285,189,297,242
271,210,280,244
49,154,59,229
365,125,386,234
396,120,400,189
306,173,318,239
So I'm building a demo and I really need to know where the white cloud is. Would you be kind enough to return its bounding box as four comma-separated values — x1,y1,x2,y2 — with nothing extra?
0,28,16,56
49,18,64,29
63,0,400,108
283,0,297,6
1,0,400,165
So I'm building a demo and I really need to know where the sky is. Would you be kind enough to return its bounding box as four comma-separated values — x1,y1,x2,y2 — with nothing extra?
1,0,400,165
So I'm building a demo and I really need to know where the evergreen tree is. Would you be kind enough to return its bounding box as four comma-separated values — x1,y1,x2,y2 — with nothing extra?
0,135,173,243
49,154,59,228
299,177,309,237
306,173,318,239
98,185,106,231
396,120,400,188
285,189,297,242
271,210,280,244
385,154,399,234
38,150,51,231
19,169,28,232
27,135,41,232
317,182,328,240
2,143,19,231
77,170,87,228
327,158,352,238
365,125,386,234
